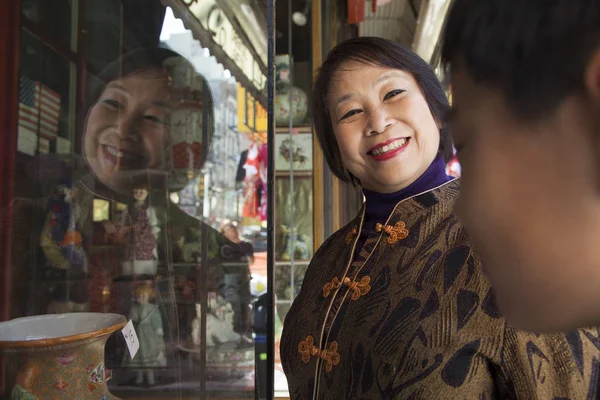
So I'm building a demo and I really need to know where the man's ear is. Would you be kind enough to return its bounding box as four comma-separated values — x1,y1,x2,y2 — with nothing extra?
585,48,600,104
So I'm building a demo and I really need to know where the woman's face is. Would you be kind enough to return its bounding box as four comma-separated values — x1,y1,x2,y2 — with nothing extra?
327,61,440,193
84,68,172,194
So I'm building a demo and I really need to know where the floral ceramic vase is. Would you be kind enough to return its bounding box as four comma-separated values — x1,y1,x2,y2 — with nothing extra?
275,54,308,126
0,313,127,400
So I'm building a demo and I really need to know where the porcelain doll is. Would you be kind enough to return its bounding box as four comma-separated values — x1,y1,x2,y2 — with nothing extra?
123,282,166,386
40,180,90,313
40,180,88,273
117,183,160,276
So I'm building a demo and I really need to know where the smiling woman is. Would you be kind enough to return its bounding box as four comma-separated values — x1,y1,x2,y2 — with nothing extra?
326,63,442,193
312,37,453,188
83,47,207,195
279,37,600,400
85,69,172,192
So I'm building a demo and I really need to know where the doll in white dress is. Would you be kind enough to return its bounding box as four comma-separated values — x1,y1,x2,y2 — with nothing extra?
123,282,166,385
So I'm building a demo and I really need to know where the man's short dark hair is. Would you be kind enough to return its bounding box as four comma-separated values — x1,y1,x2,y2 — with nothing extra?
313,37,453,184
441,0,600,119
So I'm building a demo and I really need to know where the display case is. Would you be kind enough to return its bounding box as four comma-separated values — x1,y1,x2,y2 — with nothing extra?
0,0,276,399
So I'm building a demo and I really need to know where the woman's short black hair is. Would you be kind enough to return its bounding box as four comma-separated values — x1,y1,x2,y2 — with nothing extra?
88,47,204,110
312,36,453,184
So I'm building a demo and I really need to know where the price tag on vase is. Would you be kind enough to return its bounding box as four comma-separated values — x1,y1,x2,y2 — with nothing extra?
122,320,140,359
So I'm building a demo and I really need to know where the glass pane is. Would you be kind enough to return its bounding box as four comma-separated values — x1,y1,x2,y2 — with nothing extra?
84,0,122,74
19,29,42,90
41,0,73,50
21,0,40,23
40,45,72,141
22,0,73,50
1,1,274,399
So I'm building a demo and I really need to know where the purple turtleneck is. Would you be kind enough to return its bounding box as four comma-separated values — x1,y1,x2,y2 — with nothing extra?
355,155,452,252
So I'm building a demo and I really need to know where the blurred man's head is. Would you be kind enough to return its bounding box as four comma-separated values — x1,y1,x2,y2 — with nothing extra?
442,0,600,332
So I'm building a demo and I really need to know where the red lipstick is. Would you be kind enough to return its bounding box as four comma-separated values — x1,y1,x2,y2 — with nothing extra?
367,137,410,161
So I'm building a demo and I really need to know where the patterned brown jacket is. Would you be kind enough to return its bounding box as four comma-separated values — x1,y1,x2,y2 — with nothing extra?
281,180,600,399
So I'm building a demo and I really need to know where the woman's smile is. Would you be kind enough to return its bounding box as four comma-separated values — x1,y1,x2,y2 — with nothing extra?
367,137,410,161
100,143,147,170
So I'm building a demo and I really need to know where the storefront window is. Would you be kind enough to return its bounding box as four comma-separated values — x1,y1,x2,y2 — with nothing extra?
0,1,274,399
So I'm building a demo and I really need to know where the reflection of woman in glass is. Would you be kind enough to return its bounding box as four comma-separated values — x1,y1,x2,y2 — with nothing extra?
83,48,176,196
82,47,252,335
280,37,598,399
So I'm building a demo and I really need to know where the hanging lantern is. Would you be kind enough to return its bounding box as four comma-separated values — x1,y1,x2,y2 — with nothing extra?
348,0,366,24
164,57,208,191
